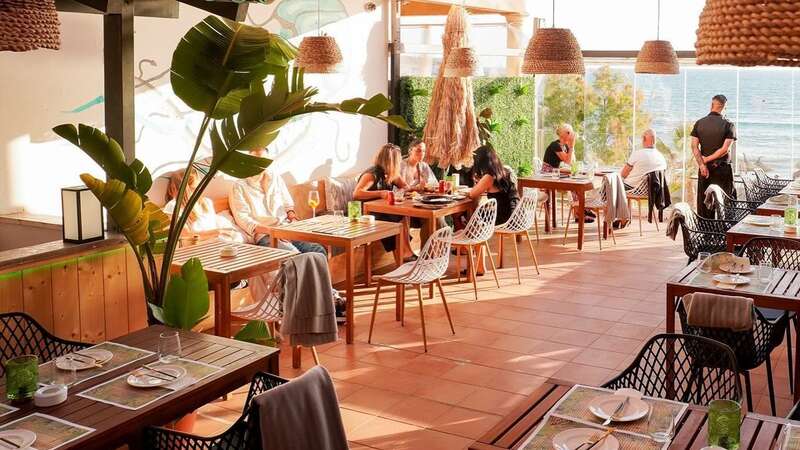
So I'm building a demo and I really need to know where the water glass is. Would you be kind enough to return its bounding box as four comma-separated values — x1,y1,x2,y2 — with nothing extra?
697,252,712,273
5,355,38,401
708,399,741,449
647,407,675,443
393,187,405,204
42,357,77,388
332,210,345,224
758,261,773,284
771,215,785,232
777,424,800,450
347,200,362,221
158,331,181,364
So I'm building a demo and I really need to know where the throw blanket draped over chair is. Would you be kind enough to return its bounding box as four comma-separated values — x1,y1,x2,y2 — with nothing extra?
683,292,754,332
666,202,692,240
255,366,349,450
601,173,631,226
280,253,338,347
704,184,726,216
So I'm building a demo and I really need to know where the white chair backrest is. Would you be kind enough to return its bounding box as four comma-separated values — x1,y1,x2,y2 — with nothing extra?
462,198,498,242
234,268,285,321
401,226,453,283
627,177,650,197
499,188,538,231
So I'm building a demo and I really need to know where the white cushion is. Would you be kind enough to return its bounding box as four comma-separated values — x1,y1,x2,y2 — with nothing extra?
324,175,358,213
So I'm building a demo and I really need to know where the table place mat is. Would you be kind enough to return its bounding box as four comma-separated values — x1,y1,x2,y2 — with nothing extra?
39,342,154,387
0,403,18,419
520,415,664,450
76,358,222,410
550,385,687,437
0,413,94,450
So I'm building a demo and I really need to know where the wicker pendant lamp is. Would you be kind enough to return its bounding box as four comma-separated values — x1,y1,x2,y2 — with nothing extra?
635,0,679,74
0,0,61,52
696,0,800,66
295,0,342,73
521,0,584,75
444,47,480,78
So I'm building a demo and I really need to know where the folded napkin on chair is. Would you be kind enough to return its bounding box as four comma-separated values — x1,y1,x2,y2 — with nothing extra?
683,292,754,332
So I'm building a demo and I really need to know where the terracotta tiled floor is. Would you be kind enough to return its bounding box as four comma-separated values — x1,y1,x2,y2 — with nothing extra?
193,216,797,449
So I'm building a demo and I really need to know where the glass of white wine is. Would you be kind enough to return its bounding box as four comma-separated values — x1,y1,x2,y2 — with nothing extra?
308,190,320,219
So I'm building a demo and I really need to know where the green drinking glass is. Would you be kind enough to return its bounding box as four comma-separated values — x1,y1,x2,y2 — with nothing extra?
5,355,39,402
708,399,741,450
347,200,362,222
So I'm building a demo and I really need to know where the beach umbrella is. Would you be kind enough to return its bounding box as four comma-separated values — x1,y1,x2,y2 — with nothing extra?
423,5,480,169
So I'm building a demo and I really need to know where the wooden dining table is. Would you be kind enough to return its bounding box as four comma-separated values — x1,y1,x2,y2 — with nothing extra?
0,325,279,450
517,175,595,250
171,240,297,338
470,379,797,449
666,261,800,401
269,216,403,344
363,196,475,246
726,214,800,252
756,201,789,217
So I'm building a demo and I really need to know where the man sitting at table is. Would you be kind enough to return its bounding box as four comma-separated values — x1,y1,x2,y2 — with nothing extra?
229,148,326,255
621,129,667,190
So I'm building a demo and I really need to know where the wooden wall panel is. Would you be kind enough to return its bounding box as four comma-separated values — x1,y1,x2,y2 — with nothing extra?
22,267,53,330
51,259,81,341
125,248,147,332
0,271,24,313
78,254,105,343
102,249,129,339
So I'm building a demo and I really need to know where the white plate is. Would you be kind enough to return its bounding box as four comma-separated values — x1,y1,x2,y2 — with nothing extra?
719,263,754,274
744,216,773,226
127,365,187,388
0,429,36,448
552,428,619,450
588,395,650,423
56,349,114,371
713,274,750,285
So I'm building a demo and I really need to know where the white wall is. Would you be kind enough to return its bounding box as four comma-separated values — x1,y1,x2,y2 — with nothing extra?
0,1,389,216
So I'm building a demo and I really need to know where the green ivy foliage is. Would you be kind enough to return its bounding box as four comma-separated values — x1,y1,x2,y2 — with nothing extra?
397,76,534,171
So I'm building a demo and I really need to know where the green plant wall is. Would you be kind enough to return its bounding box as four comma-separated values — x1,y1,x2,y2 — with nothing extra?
397,76,535,173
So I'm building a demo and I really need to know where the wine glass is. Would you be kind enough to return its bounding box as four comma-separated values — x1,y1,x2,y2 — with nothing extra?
308,190,320,219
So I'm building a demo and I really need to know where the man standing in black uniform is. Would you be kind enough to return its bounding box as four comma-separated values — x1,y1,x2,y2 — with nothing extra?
691,94,737,217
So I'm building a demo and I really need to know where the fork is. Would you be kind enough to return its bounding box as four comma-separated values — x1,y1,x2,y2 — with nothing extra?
576,428,614,450
602,396,629,426
0,437,20,449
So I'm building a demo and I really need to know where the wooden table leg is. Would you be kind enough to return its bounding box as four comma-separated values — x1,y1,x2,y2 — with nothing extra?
577,191,586,251
794,319,800,402
550,189,557,227
292,346,302,369
665,286,677,400
345,246,355,344
726,237,735,253
217,276,232,338
421,215,436,249
665,287,675,333
394,232,404,322
364,243,372,287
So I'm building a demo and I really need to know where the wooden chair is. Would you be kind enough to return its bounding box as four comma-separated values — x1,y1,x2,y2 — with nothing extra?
368,227,455,352
453,199,500,301
495,188,541,284
626,178,658,237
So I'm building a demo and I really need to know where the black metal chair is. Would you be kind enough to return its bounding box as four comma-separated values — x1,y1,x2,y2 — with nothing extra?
603,333,742,406
709,189,760,222
738,237,800,398
676,298,787,415
674,206,737,262
145,372,288,450
754,168,791,193
742,172,783,203
0,312,88,376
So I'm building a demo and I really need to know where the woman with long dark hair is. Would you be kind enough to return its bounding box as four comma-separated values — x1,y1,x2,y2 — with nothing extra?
468,145,519,224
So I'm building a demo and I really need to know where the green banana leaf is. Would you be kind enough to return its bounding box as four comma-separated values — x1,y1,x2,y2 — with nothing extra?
81,175,150,245
234,320,276,347
54,124,152,195
152,258,209,330
307,94,411,130
171,15,297,119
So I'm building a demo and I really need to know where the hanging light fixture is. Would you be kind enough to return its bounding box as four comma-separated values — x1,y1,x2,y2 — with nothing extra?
696,0,800,67
443,4,480,78
0,0,60,52
521,0,584,75
296,0,343,73
635,0,679,74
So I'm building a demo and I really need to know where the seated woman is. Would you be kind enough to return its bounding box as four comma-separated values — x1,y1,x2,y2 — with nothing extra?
467,145,520,225
164,168,244,244
400,139,437,189
353,143,416,260
543,123,593,223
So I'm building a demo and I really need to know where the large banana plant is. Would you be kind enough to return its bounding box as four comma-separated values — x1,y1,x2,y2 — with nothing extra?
56,15,409,333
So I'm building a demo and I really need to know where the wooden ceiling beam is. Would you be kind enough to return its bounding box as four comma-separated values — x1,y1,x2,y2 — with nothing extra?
176,0,249,21
55,0,178,18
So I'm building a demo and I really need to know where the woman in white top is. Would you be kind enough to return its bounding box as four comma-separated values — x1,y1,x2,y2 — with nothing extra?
400,139,437,189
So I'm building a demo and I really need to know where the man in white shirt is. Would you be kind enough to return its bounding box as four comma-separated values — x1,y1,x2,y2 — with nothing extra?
229,148,326,255
621,129,668,190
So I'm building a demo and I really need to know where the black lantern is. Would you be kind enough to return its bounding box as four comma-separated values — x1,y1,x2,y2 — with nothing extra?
61,185,104,243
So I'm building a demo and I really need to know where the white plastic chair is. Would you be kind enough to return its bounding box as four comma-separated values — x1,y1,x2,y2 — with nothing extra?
563,177,617,250
368,227,455,352
626,176,659,236
452,199,499,301
495,188,541,284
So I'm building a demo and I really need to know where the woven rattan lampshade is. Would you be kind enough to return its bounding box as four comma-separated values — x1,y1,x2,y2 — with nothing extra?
296,36,343,73
444,47,480,78
0,0,60,52
635,40,679,74
521,28,584,75
696,0,800,66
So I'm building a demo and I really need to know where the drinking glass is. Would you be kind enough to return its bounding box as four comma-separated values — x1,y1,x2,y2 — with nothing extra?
158,331,181,364
5,355,38,401
758,260,773,284
647,406,674,443
697,252,712,274
707,399,741,449
308,190,320,218
771,215,785,232
348,200,362,221
42,357,77,388
777,424,800,450
393,187,405,204
332,210,345,224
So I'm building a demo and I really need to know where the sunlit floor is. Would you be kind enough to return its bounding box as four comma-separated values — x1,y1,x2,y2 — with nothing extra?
193,214,796,450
